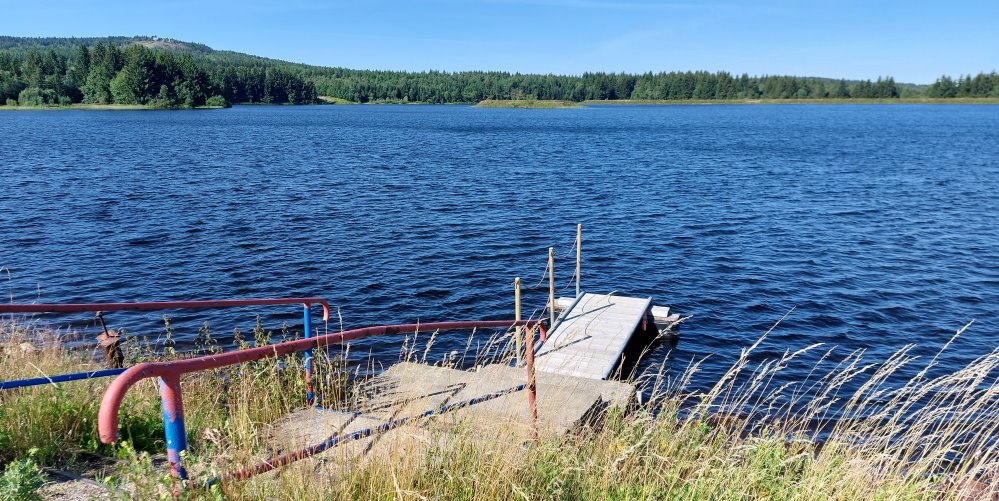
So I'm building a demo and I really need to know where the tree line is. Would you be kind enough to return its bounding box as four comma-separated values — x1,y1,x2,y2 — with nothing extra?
307,70,999,102
300,69,910,103
925,73,999,98
1,37,997,107
0,42,316,107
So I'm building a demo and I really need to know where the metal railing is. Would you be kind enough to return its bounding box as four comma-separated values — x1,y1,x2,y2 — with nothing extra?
96,319,543,483
0,298,331,393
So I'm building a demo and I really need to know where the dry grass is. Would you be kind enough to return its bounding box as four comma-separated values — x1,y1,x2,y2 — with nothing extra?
2,318,997,499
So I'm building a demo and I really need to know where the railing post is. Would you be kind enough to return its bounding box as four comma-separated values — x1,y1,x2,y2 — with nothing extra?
158,373,188,481
548,247,556,327
576,223,582,297
514,277,522,365
525,325,539,443
303,303,314,406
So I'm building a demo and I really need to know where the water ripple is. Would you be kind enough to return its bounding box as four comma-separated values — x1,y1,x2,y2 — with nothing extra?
0,104,996,396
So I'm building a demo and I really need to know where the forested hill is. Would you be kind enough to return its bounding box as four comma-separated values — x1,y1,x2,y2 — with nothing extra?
0,36,317,107
2,36,997,108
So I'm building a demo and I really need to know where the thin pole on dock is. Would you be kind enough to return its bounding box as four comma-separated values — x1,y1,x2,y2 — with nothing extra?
514,277,522,365
548,247,556,326
575,224,582,297
525,324,539,443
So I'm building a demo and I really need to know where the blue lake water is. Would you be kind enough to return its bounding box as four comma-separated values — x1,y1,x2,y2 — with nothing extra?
1,104,997,395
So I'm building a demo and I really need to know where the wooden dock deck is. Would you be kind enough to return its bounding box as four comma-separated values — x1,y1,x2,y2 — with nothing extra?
535,293,652,380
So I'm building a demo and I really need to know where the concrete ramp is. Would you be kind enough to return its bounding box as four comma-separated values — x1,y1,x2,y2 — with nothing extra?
536,293,652,380
355,362,635,435
268,361,636,461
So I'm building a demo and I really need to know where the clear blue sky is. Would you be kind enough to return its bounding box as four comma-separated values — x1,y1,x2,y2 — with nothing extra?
7,0,998,84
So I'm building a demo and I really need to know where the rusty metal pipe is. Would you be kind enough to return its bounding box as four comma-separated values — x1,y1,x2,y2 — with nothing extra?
526,325,539,443
98,319,539,446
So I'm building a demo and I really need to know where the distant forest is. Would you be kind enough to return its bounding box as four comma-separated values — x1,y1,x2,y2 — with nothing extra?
2,36,997,107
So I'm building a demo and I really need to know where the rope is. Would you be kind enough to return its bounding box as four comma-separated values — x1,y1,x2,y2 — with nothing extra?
525,258,550,290
562,268,578,292
521,228,582,292
561,237,578,259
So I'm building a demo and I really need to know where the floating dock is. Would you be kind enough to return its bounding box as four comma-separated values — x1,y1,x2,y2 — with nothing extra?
537,293,667,380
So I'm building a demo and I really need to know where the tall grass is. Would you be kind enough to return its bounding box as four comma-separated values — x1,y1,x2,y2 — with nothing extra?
2,318,997,499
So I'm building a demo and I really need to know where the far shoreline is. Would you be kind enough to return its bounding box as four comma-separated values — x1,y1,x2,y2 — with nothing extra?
3,97,998,111
581,97,999,105
0,104,229,111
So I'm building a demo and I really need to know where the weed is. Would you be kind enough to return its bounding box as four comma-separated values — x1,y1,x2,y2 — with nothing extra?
3,318,998,499
0,450,44,501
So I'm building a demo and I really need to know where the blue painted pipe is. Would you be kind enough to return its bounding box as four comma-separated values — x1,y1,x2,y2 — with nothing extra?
159,375,189,480
0,368,127,390
303,303,315,406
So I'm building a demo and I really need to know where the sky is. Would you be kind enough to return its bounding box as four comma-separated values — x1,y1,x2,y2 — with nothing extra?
5,0,998,84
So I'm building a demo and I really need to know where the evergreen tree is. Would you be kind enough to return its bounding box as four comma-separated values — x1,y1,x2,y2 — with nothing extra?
927,75,957,98
1,36,994,106
833,80,849,98
110,44,155,104
82,42,121,104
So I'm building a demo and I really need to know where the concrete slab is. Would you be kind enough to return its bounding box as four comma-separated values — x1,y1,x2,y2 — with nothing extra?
353,362,634,436
266,407,439,466
267,361,636,466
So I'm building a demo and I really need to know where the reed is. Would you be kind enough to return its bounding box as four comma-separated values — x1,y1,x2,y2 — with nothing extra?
2,318,995,499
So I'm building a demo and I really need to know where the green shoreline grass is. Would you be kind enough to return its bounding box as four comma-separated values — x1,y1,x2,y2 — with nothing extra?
583,97,999,105
4,97,997,111
2,319,997,499
476,99,581,109
0,104,149,111
0,103,229,111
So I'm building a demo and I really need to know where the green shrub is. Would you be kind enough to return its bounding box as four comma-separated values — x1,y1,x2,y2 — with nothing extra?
16,87,42,106
205,95,230,108
0,452,44,501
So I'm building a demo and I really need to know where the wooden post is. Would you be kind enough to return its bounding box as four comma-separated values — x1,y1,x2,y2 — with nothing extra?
548,247,555,326
575,223,582,297
514,277,522,365
526,324,539,443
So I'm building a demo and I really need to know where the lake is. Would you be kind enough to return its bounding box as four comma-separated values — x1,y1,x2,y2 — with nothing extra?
1,103,997,396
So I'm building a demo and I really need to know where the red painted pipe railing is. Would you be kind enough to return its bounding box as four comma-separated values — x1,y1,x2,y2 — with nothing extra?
98,319,541,481
0,298,331,392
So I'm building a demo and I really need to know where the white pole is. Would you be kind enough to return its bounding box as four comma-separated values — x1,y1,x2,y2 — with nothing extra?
514,277,522,365
576,223,582,297
548,247,556,326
